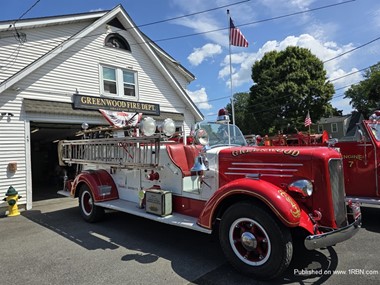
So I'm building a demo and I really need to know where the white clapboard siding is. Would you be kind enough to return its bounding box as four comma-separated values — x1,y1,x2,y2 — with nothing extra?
0,21,92,85
0,94,27,206
166,64,192,90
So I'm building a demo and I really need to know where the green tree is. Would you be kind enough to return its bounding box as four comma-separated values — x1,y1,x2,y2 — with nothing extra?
248,46,336,135
344,63,380,118
226,92,257,134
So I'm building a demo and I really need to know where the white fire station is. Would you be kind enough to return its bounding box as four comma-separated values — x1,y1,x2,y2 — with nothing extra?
0,5,203,211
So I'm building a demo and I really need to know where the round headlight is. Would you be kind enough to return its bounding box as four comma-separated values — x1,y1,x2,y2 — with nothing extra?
81,122,89,130
194,128,209,146
288,179,313,197
140,117,156,136
161,118,176,136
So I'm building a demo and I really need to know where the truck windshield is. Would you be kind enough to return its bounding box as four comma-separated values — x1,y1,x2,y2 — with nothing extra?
198,122,247,147
368,123,380,141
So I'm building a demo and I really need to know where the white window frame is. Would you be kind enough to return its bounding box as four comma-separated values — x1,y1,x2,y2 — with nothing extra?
100,65,138,98
331,123,338,133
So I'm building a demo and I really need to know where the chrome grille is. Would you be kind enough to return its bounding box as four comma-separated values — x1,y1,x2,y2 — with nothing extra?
225,162,303,178
329,158,347,227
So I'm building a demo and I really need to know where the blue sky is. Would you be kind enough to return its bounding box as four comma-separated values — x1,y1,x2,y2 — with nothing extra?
1,0,379,120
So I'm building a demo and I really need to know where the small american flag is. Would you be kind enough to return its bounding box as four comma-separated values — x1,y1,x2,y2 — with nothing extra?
229,18,248,47
304,111,312,127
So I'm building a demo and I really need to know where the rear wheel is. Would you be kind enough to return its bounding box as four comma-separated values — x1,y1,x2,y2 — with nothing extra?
219,202,293,280
79,185,104,222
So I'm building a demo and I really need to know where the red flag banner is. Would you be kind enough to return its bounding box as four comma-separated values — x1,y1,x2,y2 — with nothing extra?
304,111,312,127
99,109,142,128
229,18,248,47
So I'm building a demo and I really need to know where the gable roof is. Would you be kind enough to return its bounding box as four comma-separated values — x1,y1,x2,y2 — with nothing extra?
0,5,203,121
316,115,351,124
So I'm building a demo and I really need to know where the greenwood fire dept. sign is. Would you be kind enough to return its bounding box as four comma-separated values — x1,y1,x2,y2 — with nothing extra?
73,94,160,115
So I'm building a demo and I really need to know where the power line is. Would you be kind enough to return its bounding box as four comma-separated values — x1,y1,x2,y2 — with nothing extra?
1,0,356,50
0,0,250,58
142,0,356,44
239,0,356,28
15,0,42,24
328,65,372,82
0,0,41,68
137,0,250,28
0,0,357,80
7,0,42,32
323,35,380,63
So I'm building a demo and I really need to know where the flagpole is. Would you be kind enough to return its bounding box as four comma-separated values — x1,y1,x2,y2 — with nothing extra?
227,9,235,127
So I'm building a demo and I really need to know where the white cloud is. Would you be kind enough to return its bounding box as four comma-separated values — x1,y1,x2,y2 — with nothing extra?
186,88,212,110
217,34,361,113
219,34,357,87
260,0,318,13
188,43,222,66
289,0,316,9
218,65,234,79
329,68,363,114
329,68,363,89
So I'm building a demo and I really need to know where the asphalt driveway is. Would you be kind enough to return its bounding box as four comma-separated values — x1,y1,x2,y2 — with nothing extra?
0,197,379,285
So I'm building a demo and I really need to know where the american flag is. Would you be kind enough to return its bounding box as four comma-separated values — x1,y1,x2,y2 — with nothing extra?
229,18,248,47
304,111,312,127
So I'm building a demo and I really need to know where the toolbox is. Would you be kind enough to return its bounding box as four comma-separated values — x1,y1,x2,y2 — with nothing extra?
145,189,172,216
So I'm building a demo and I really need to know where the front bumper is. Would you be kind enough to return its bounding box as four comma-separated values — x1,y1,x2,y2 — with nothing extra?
304,203,362,250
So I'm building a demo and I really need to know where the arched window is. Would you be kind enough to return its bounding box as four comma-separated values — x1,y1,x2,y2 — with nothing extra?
105,33,131,51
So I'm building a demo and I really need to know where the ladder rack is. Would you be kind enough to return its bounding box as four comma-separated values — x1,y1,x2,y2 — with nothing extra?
58,135,161,169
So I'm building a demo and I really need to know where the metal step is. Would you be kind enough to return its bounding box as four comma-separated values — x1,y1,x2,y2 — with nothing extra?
95,199,211,234
346,196,380,206
57,190,71,197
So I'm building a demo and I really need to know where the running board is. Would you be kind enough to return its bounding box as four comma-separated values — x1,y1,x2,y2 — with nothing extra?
57,190,71,197
346,196,380,206
95,199,212,234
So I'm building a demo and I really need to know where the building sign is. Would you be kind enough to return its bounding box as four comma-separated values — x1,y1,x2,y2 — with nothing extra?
73,94,160,115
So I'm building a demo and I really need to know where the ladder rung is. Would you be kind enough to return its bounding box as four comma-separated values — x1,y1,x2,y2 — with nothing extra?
58,135,161,169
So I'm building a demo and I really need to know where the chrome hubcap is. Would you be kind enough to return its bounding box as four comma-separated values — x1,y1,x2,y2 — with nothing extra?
241,232,257,251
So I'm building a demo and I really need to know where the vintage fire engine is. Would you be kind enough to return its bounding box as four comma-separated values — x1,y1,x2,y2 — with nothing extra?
337,111,380,205
261,110,380,206
58,109,361,280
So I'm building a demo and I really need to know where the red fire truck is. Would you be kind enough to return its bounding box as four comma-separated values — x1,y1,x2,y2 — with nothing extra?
337,111,380,205
58,110,361,280
263,110,380,206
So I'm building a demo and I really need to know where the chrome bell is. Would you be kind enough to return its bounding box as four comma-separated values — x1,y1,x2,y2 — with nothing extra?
191,155,208,172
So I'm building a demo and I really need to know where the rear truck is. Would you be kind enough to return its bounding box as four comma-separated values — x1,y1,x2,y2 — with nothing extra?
263,110,380,207
336,111,380,206
58,109,361,280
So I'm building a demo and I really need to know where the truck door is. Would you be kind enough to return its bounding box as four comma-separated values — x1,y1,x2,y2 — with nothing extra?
337,123,378,198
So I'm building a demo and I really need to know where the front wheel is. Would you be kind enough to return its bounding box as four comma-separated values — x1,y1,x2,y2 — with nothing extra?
79,185,104,222
219,202,293,280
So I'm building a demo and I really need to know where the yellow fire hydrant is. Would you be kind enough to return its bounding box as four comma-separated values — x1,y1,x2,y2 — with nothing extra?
2,186,22,217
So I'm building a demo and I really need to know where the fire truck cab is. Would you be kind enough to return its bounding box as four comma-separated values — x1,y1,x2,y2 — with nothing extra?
336,110,380,205
58,110,361,280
